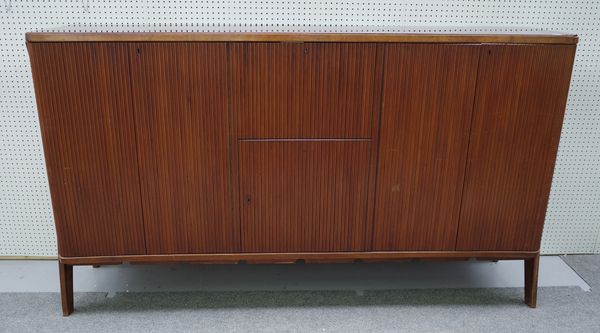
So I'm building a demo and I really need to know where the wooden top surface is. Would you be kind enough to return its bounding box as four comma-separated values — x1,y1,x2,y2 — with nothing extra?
26,26,578,44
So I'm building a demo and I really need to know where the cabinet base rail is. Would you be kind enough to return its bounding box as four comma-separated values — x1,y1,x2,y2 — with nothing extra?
58,251,540,316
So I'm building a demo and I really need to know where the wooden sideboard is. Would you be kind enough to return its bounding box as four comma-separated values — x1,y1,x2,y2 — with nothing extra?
26,29,577,315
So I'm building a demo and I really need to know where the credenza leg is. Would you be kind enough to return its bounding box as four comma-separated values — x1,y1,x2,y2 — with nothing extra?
524,254,540,308
58,262,74,316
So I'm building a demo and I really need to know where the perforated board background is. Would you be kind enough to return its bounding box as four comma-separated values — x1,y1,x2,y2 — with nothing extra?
1,1,599,256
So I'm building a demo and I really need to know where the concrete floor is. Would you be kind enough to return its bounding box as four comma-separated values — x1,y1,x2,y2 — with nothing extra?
0,256,590,293
0,255,598,332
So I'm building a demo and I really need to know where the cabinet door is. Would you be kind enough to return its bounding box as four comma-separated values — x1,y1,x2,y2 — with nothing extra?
28,43,146,257
373,44,480,251
231,43,379,138
457,44,576,251
130,43,235,254
239,141,371,252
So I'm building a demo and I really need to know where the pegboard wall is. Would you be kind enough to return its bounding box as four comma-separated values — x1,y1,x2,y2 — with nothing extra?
1,1,599,256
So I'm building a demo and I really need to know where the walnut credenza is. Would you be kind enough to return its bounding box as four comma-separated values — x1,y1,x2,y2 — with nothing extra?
26,30,577,315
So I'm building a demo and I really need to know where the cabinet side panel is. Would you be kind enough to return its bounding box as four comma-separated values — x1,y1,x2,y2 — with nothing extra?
130,43,235,254
457,44,576,251
28,42,146,257
373,44,479,251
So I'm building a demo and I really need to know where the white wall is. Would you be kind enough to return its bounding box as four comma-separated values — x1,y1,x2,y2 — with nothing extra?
1,0,599,256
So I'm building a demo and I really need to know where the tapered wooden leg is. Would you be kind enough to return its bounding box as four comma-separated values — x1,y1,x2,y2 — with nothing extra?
524,254,540,308
59,262,74,316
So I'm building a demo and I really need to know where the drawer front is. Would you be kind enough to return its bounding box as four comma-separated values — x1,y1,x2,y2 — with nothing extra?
239,140,371,252
231,43,380,139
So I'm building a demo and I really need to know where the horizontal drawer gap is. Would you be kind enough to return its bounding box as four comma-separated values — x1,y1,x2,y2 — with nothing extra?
239,138,371,142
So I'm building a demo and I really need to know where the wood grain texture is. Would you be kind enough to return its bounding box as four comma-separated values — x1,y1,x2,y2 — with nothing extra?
28,42,146,257
58,262,73,316
457,44,576,251
239,140,371,252
525,254,540,307
130,43,236,254
26,32,578,45
373,44,480,251
58,250,539,265
231,43,379,138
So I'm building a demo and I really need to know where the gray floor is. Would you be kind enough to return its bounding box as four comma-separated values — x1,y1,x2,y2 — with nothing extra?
0,255,599,332
0,256,589,293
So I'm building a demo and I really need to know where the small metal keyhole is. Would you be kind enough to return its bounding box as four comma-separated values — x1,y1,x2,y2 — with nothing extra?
244,195,252,204
304,47,309,55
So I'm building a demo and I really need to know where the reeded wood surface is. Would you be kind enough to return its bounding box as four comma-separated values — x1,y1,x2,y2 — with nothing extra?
373,44,480,251
30,40,576,314
231,43,379,138
239,140,371,252
457,44,576,251
130,43,235,254
28,43,146,257
29,39,576,260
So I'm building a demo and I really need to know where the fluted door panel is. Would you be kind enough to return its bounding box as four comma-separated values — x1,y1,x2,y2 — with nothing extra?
373,44,479,251
239,140,371,252
28,43,146,257
457,44,576,251
130,43,235,254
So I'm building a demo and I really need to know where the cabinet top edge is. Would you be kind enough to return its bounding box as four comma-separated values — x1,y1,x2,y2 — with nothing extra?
26,31,578,44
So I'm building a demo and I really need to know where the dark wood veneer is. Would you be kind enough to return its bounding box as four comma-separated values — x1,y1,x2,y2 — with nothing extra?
129,42,235,254
239,140,371,252
373,44,479,251
26,32,576,315
28,43,146,257
457,44,576,251
59,251,539,265
231,43,378,138
58,262,73,316
26,31,578,44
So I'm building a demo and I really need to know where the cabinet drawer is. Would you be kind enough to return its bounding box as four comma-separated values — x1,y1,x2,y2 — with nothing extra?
231,43,380,139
